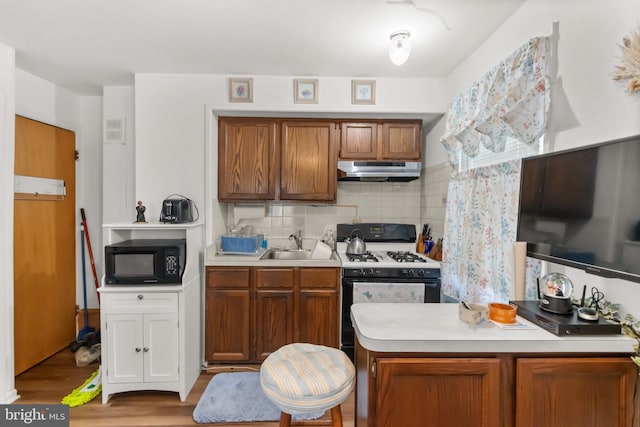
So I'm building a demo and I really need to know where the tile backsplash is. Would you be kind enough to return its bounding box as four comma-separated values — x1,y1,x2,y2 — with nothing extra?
420,162,453,240
222,161,452,242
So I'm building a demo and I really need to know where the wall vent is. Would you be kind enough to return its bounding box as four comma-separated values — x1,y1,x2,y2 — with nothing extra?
103,117,125,144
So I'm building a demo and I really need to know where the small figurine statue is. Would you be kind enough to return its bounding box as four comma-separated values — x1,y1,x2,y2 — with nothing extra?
135,200,147,223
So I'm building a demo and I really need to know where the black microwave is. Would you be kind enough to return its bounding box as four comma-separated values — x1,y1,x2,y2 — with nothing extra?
105,238,186,285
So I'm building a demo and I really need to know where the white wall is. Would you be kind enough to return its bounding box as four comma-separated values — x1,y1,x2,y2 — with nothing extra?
0,42,18,404
77,95,103,308
102,86,135,225
447,0,640,151
134,74,451,245
433,0,640,318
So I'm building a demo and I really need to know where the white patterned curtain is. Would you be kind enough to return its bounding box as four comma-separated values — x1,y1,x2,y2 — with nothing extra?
441,161,518,302
440,37,548,303
440,37,550,165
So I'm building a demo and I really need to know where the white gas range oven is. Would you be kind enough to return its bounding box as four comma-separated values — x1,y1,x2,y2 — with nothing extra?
336,223,441,360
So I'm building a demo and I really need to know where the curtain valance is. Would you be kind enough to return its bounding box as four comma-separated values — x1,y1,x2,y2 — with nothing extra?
440,37,550,164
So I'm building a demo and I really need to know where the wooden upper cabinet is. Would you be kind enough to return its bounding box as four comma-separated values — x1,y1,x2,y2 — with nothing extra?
218,117,278,201
280,121,338,202
380,121,421,160
339,120,422,161
339,122,378,159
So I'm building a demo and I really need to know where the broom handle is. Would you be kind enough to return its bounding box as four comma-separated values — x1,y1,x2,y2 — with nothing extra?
80,208,100,303
81,229,89,328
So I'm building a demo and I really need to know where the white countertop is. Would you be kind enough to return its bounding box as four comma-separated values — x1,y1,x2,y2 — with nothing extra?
351,303,636,354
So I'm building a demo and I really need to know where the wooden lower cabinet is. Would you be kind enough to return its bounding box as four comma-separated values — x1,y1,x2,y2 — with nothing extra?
356,341,639,427
297,268,340,346
375,358,501,427
205,267,251,362
516,358,637,427
254,268,295,361
205,288,250,361
205,266,340,363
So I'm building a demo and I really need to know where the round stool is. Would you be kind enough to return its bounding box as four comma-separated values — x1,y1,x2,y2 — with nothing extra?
260,343,355,427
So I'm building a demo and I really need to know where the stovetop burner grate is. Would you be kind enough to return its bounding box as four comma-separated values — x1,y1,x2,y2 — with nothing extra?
347,252,379,262
386,251,428,263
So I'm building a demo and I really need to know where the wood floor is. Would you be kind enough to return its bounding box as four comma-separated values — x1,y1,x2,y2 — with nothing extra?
14,348,356,427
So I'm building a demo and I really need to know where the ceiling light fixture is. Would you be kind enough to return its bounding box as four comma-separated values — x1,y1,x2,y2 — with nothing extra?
389,30,411,66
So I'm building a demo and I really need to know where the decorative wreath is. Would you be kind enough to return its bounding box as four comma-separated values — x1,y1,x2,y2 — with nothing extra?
612,27,640,94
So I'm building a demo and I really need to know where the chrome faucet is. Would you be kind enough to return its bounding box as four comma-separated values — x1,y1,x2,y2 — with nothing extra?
289,230,303,250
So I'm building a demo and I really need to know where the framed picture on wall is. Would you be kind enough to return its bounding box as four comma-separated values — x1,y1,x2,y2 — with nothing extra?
294,79,318,104
351,80,376,105
229,78,253,103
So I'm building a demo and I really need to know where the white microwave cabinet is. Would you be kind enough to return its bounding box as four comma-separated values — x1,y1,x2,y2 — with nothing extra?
99,223,203,403
99,283,199,403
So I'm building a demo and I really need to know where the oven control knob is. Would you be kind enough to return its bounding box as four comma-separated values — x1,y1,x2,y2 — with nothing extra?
368,268,375,276
358,269,366,277
408,269,415,276
418,270,425,276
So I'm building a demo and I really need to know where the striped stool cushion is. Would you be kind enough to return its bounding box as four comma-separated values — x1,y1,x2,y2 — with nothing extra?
260,343,355,415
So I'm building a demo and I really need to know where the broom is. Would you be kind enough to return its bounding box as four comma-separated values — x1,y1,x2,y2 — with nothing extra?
61,366,102,407
77,229,96,341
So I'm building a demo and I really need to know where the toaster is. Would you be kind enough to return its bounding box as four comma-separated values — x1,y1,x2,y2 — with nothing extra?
159,197,195,224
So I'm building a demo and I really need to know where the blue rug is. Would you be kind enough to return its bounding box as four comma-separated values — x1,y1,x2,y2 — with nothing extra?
193,371,325,423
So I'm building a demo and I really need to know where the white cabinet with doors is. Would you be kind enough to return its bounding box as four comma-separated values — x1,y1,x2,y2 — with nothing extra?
99,223,203,403
103,292,179,385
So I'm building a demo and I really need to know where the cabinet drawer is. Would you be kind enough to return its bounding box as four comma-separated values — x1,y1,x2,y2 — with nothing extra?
299,268,339,289
206,267,251,289
103,292,178,314
255,268,295,288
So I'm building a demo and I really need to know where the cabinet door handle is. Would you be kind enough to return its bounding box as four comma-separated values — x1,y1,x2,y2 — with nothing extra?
137,294,143,300
135,347,141,352
143,347,149,352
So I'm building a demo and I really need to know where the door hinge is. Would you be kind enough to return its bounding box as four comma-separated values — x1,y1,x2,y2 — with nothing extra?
371,360,376,378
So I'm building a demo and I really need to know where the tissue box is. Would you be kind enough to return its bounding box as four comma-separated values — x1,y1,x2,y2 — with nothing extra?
221,235,262,253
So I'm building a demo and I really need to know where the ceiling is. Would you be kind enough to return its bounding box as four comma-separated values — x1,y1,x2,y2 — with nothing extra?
0,0,525,96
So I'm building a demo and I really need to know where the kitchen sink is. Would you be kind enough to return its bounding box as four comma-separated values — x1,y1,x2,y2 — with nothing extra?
260,248,312,260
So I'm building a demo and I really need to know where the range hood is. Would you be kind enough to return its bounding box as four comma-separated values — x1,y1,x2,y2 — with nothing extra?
337,161,421,182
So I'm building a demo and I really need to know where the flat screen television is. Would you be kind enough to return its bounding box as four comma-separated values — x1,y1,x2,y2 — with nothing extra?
517,135,640,284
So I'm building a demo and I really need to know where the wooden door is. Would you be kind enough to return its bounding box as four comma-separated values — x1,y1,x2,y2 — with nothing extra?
375,358,502,427
14,116,76,374
516,357,637,427
280,121,337,202
218,117,278,201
